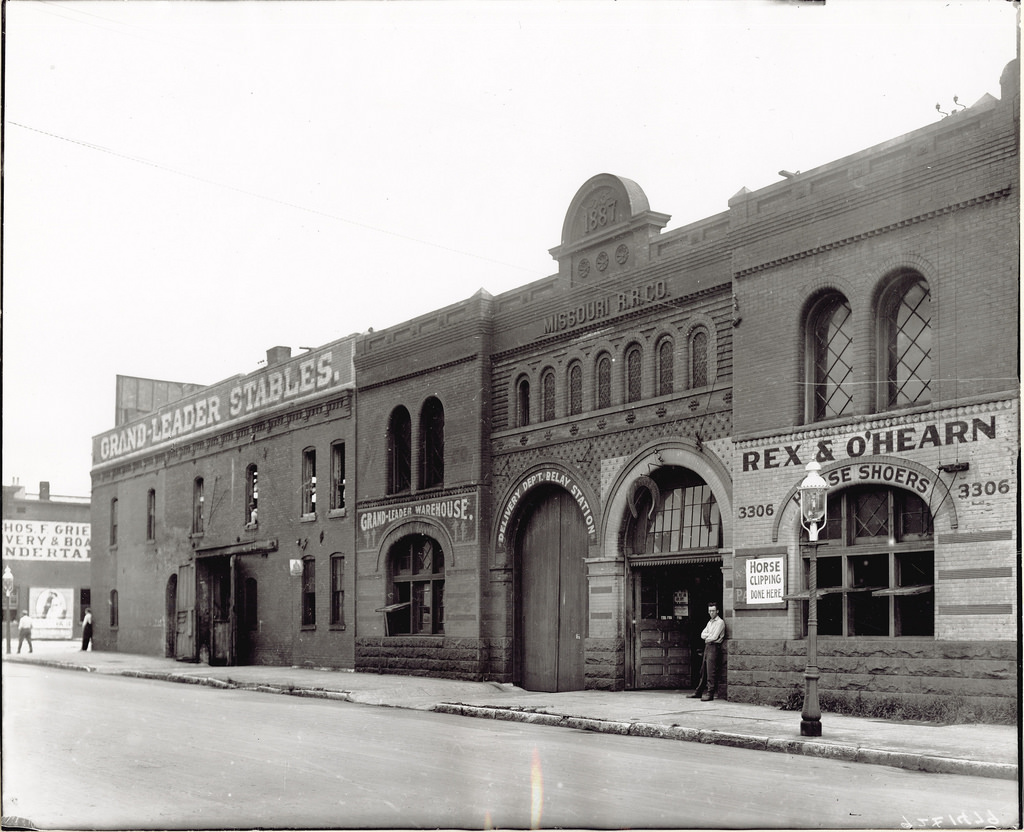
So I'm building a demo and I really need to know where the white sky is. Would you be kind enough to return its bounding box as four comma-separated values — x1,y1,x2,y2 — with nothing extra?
2,0,1018,499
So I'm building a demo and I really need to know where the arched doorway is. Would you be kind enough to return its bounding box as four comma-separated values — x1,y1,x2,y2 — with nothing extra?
624,465,723,690
165,574,177,658
515,485,589,691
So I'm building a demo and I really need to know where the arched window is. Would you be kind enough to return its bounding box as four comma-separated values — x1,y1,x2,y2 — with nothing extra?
146,489,156,541
387,534,445,635
245,464,258,525
387,407,412,493
807,293,854,421
541,369,556,421
624,466,722,554
301,448,316,516
882,273,932,408
802,485,933,637
420,397,445,489
690,328,709,389
192,478,204,534
110,497,119,545
596,353,612,409
516,376,531,427
625,344,642,403
110,589,119,629
657,338,674,396
568,362,583,416
301,556,316,627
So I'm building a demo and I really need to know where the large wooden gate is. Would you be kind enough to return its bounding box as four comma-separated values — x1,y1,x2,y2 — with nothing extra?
517,489,588,692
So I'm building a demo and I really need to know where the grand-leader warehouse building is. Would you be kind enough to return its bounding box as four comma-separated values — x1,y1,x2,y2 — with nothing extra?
91,62,1017,711
90,340,357,667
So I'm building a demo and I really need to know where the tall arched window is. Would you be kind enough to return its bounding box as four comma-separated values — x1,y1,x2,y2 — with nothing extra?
387,407,412,494
882,273,932,408
808,293,854,421
657,338,674,396
192,478,204,534
568,362,583,416
420,397,445,489
146,489,156,541
596,353,612,409
516,376,531,427
690,328,709,388
110,589,119,629
387,534,445,635
625,344,642,403
624,466,722,554
245,464,258,525
541,369,556,421
110,497,119,545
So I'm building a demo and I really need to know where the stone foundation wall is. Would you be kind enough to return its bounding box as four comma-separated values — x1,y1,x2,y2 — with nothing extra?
586,637,625,690
727,639,1018,710
356,636,488,680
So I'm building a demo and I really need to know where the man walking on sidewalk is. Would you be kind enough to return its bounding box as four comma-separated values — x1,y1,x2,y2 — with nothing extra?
690,602,725,701
17,610,33,654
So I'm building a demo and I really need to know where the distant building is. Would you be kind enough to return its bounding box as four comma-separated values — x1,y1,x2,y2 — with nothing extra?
2,482,91,641
91,61,1018,713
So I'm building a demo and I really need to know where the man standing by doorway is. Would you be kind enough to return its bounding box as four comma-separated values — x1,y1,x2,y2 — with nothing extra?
690,602,725,701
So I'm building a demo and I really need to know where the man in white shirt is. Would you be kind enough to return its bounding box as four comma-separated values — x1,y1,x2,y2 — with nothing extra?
689,602,725,701
17,610,33,654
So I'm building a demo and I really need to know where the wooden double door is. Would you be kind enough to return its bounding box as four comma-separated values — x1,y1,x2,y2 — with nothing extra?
516,488,589,692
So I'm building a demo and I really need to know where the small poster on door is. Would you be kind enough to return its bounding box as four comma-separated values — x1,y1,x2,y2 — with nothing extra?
29,587,74,638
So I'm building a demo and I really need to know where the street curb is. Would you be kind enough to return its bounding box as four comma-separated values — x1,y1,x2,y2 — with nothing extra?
432,703,1019,781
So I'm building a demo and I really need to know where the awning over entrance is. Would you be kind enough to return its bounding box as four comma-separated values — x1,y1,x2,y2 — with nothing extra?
194,539,279,558
628,552,722,567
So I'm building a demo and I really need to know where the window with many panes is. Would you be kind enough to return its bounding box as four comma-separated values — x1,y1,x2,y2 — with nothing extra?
245,464,258,525
331,441,346,511
541,370,556,421
110,497,119,545
192,478,204,534
568,362,583,416
657,338,674,396
800,485,934,637
387,535,445,635
420,398,445,488
388,407,412,493
626,345,642,403
146,489,156,541
301,449,317,516
301,557,316,627
330,554,345,627
883,273,932,409
624,467,722,554
690,328,709,388
808,293,854,421
596,353,612,409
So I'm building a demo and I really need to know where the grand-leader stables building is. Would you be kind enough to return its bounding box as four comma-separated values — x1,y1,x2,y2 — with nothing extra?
90,340,357,667
91,61,1017,713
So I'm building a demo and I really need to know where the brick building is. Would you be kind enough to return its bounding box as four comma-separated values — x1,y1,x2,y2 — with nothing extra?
91,61,1018,711
90,339,357,666
2,481,91,643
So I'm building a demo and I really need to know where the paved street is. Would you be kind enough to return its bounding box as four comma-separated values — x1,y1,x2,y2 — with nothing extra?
2,663,1019,830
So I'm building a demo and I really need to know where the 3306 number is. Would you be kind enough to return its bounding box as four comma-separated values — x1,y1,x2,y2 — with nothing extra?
739,504,774,519
957,480,1010,498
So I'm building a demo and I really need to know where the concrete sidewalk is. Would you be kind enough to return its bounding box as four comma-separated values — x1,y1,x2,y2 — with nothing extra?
4,641,1018,781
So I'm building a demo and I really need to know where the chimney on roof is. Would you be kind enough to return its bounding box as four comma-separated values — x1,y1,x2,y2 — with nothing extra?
266,346,292,367
40,481,50,501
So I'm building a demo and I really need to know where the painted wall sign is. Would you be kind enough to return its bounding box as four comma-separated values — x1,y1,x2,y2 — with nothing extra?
741,415,998,473
3,520,91,561
543,280,671,335
29,587,74,639
734,555,786,609
497,469,597,546
358,492,478,551
93,339,354,465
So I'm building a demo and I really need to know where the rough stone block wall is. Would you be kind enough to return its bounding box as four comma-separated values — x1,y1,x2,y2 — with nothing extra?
726,638,1017,710
356,636,488,680
585,637,625,690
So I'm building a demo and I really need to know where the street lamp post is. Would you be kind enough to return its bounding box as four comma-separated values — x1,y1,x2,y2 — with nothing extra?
2,565,14,655
798,461,828,738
